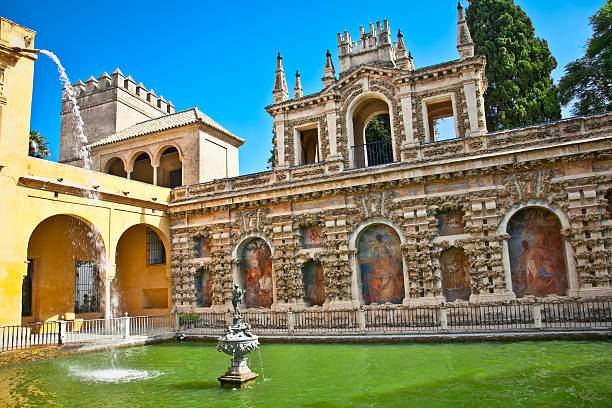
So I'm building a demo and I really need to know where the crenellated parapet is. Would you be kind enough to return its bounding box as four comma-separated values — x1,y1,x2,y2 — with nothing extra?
62,68,175,115
59,68,176,165
337,19,402,73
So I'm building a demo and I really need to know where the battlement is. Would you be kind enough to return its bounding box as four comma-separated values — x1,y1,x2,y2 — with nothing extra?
63,68,175,115
59,68,177,164
336,20,412,73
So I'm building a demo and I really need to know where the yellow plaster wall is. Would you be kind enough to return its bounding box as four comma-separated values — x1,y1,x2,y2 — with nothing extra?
115,224,171,316
0,19,173,325
0,19,38,327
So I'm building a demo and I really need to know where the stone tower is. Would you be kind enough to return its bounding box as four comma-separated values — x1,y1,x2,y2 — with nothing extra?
59,69,175,166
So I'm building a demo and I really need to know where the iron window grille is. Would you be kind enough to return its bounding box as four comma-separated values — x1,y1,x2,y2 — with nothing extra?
22,259,33,317
74,261,100,313
147,227,166,265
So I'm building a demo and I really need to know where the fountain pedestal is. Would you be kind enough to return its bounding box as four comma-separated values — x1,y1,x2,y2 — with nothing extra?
217,317,259,388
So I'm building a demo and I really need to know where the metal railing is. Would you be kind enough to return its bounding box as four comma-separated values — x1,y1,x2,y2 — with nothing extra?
3,300,612,351
1,313,175,352
351,139,394,168
179,299,612,336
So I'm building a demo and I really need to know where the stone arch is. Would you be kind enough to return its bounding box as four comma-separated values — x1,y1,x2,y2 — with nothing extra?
346,92,397,168
498,201,576,297
349,218,406,305
103,156,128,178
232,234,274,308
153,143,184,165
440,247,471,302
114,222,171,316
154,145,183,188
26,214,107,322
128,151,154,184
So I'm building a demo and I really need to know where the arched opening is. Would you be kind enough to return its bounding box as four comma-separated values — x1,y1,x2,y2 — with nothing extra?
440,247,471,302
104,157,127,178
114,224,170,315
26,215,105,322
356,223,404,304
507,207,567,298
350,96,393,168
239,238,273,308
131,152,154,184
157,146,182,188
301,260,325,306
195,268,213,307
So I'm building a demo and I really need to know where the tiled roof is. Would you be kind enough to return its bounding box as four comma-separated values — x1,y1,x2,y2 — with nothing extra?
88,107,243,148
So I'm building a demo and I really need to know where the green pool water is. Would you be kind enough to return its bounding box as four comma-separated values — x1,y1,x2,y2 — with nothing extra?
1,340,611,407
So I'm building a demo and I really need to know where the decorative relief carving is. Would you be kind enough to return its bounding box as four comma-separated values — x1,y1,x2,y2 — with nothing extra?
499,170,553,207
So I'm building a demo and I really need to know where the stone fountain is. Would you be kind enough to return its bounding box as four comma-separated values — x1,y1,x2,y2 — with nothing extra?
217,284,260,387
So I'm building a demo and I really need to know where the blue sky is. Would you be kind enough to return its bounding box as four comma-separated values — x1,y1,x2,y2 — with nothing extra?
3,0,604,175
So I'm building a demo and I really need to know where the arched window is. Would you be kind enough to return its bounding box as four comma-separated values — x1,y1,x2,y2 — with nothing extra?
157,146,182,188
356,224,404,304
147,228,166,265
350,96,393,168
507,208,567,298
239,238,273,308
105,157,127,178
131,152,154,184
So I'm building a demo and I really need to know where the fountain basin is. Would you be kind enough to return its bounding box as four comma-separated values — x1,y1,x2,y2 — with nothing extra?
216,325,260,387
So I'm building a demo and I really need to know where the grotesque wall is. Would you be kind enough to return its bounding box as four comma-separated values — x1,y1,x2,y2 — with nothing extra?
167,6,612,312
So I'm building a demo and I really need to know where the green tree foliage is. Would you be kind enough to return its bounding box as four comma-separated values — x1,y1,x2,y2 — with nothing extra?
466,0,561,130
558,1,612,116
28,130,50,158
365,114,391,143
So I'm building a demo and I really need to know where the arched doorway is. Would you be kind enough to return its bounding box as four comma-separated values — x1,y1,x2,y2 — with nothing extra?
131,152,154,184
301,260,325,306
507,207,567,298
26,215,105,322
104,157,127,178
239,238,273,308
356,224,404,304
157,146,182,188
440,247,471,302
349,95,393,168
114,224,170,315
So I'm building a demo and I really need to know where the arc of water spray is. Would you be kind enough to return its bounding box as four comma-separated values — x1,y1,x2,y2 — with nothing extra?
19,47,116,317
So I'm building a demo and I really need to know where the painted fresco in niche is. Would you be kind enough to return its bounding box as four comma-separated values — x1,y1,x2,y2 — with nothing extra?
241,238,273,308
357,224,404,304
197,238,211,258
195,269,212,307
440,248,471,302
301,226,323,249
507,208,567,298
302,260,325,306
437,210,465,236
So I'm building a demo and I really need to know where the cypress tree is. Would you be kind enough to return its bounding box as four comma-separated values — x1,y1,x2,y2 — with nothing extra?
466,0,561,131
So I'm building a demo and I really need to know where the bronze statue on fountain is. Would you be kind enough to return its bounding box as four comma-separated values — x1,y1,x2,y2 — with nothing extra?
217,284,260,387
